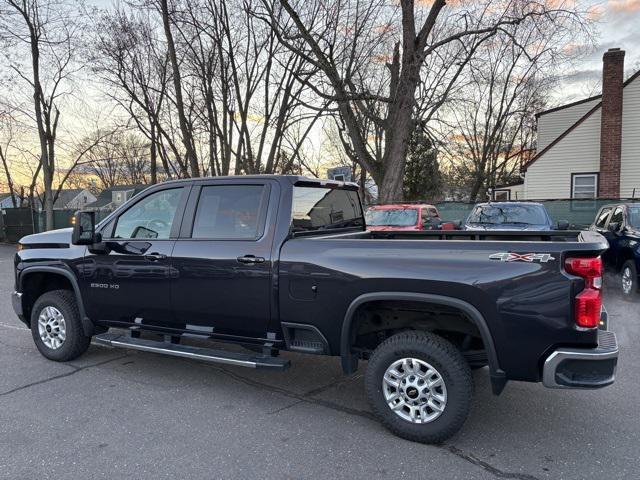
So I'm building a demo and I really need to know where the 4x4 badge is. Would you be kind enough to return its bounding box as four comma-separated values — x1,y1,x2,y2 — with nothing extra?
489,252,556,263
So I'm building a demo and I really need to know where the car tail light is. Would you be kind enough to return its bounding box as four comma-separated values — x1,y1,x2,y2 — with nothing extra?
565,256,602,328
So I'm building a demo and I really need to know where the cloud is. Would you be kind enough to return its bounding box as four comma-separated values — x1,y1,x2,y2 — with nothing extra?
562,68,602,83
608,0,640,12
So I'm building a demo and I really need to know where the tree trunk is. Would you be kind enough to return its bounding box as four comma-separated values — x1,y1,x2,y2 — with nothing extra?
160,0,200,178
150,122,157,184
27,20,54,230
468,175,485,203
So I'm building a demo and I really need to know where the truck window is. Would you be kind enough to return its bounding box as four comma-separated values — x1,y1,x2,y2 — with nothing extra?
366,208,418,227
467,204,547,226
609,207,624,227
628,206,640,228
112,188,183,239
594,208,612,228
292,186,363,232
192,185,267,239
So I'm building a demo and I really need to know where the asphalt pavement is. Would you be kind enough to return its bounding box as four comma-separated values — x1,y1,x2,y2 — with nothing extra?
0,242,637,479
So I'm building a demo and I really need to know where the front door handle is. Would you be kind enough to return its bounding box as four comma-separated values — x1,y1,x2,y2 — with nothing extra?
144,252,167,261
236,255,265,265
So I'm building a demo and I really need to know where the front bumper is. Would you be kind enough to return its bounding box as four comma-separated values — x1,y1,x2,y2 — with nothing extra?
543,330,618,389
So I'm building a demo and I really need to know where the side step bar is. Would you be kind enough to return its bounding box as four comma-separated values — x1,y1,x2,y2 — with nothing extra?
94,333,290,370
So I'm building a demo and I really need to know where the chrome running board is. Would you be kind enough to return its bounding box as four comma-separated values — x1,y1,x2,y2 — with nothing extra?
94,333,290,370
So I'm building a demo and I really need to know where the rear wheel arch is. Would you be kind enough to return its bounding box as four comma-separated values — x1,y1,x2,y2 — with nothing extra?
19,267,94,336
340,292,505,393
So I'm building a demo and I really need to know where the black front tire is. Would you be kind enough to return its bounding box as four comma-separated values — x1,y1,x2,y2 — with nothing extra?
365,331,473,444
30,290,91,361
621,260,638,301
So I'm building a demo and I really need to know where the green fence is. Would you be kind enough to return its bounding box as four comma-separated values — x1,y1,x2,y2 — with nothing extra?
434,199,632,228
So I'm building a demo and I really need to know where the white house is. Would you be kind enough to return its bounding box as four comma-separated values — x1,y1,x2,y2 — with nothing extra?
519,48,640,200
0,188,96,210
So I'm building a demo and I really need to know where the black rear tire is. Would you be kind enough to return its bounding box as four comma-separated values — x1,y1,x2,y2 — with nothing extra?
365,331,473,444
621,260,638,302
30,290,91,361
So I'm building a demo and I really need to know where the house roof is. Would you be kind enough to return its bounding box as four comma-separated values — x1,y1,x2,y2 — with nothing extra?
535,94,602,118
31,189,87,209
523,69,640,172
53,189,86,208
85,184,147,209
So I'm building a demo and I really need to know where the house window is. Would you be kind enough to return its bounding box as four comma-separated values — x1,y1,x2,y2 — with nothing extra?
571,174,598,199
493,190,510,201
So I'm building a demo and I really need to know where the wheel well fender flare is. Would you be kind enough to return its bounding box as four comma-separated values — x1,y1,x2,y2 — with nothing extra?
19,266,95,336
340,292,506,394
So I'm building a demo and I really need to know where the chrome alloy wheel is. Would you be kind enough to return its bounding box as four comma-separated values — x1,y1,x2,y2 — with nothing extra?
382,358,447,424
38,306,66,350
622,267,634,295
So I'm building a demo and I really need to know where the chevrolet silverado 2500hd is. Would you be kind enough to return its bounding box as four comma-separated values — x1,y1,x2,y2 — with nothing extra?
12,175,618,443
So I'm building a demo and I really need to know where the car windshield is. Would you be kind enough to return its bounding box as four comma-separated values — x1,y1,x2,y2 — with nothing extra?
628,207,640,228
366,208,418,227
467,204,548,225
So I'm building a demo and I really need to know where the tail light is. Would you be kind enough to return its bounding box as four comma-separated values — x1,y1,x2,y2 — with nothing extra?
565,256,602,328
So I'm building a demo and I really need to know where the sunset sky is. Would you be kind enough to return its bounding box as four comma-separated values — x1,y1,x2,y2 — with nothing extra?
561,0,640,99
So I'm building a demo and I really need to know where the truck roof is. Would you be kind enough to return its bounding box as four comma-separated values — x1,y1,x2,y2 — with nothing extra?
156,174,359,190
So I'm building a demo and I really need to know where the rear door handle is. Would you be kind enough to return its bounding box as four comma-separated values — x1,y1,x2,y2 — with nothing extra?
144,252,167,261
236,255,265,265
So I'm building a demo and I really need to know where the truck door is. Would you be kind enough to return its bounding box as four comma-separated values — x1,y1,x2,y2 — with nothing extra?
82,186,189,326
170,180,277,338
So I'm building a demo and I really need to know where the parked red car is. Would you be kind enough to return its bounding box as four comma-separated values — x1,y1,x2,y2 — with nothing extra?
365,203,455,231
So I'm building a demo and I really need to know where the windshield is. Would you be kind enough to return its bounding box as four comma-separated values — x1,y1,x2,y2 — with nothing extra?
466,204,548,225
366,208,418,226
628,207,640,228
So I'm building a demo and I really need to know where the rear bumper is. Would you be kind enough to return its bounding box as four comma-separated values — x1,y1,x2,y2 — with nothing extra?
543,330,618,389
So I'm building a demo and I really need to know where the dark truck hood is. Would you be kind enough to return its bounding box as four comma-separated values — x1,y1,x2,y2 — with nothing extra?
20,228,73,247
465,223,551,231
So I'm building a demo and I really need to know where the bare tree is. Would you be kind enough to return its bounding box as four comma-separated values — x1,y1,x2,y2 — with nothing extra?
261,0,591,202
440,20,578,201
0,111,20,206
156,0,200,177
94,6,180,181
172,0,322,176
0,0,84,229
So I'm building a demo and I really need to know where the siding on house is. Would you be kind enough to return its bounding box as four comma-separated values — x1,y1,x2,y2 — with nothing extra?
620,75,640,197
494,183,524,200
525,109,602,199
537,98,600,151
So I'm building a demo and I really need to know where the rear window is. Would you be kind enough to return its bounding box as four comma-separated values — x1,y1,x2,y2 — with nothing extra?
467,204,548,225
629,206,640,228
291,186,363,232
366,208,418,226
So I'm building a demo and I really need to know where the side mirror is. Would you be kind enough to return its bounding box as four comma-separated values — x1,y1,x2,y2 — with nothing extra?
607,222,621,233
557,220,569,230
72,211,96,245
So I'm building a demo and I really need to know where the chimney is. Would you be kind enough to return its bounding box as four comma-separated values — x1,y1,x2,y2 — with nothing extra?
599,48,625,198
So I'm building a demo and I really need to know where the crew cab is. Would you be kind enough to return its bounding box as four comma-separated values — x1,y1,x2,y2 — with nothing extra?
12,175,618,444
464,202,568,231
590,202,640,299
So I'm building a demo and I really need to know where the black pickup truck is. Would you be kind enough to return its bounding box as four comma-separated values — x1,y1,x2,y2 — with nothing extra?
12,175,618,443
